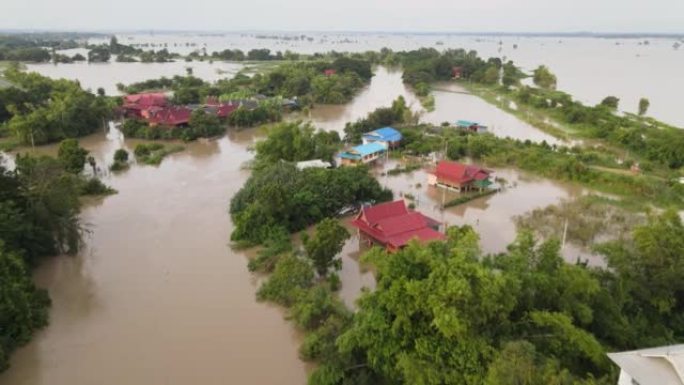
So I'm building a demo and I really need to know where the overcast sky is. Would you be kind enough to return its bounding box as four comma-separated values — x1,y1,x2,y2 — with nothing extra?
2,0,683,33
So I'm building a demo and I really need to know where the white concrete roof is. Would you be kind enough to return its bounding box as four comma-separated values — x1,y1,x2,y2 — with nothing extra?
608,344,684,385
295,160,332,170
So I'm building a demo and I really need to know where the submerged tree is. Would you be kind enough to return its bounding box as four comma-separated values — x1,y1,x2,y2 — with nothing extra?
302,218,350,277
57,139,88,174
532,65,557,90
600,96,620,110
638,97,650,116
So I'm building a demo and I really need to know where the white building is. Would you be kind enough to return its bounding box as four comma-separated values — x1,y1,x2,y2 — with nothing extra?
608,344,684,385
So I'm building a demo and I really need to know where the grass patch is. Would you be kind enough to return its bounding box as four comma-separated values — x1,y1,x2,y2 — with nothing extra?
134,143,184,166
443,189,498,208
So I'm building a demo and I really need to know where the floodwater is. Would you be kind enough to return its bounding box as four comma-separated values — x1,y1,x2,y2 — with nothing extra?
423,82,561,144
2,53,609,383
83,32,684,127
0,128,310,385
373,159,605,266
292,66,421,133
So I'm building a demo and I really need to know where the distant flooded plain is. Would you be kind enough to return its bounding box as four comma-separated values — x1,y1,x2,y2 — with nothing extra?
2,52,614,384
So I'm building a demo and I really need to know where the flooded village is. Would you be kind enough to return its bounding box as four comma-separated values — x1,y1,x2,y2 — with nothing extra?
1,31,683,385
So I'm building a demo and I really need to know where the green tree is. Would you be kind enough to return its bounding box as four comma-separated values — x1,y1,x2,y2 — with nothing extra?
0,242,51,372
57,139,88,174
482,66,500,85
189,109,222,139
302,219,350,277
638,97,650,116
113,149,129,163
600,96,620,110
532,65,557,90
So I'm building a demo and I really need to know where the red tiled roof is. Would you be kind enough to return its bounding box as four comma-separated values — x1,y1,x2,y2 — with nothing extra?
123,93,167,108
432,161,490,186
387,227,445,249
351,200,445,249
147,106,192,126
217,103,238,118
361,200,409,226
324,69,336,76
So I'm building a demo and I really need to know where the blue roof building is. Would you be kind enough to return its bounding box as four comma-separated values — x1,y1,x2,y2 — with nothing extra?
362,127,403,147
338,142,387,166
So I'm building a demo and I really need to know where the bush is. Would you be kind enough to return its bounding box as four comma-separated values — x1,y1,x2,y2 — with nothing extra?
80,178,116,196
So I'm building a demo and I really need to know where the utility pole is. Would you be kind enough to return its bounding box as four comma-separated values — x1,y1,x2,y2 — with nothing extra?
561,218,569,250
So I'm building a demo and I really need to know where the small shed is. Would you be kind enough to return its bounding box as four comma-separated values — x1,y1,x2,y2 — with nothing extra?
456,120,488,133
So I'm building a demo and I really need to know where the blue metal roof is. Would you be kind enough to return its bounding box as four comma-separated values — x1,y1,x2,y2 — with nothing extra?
456,120,479,127
362,127,402,142
339,142,387,159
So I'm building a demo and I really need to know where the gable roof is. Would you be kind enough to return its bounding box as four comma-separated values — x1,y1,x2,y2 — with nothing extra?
124,92,168,108
351,200,445,249
361,200,409,226
339,142,386,159
363,127,402,142
433,161,491,185
147,106,192,126
608,344,684,385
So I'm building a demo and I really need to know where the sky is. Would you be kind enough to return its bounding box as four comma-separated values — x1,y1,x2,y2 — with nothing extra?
2,0,684,33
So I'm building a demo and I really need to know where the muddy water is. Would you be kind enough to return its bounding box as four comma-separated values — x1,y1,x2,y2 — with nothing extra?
292,66,559,144
422,82,562,144
290,66,421,133
0,128,309,385
369,159,605,266
2,59,596,383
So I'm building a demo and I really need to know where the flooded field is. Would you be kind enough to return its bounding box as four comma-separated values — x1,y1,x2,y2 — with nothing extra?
81,33,684,126
370,159,604,266
25,61,244,95
423,82,562,144
2,54,607,384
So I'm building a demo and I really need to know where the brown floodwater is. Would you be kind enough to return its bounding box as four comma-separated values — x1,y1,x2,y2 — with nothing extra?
2,61,600,384
372,159,605,266
0,128,310,385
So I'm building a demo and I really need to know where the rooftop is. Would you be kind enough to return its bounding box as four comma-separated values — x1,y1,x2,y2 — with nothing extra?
351,200,445,249
339,142,386,159
432,160,491,185
608,344,684,385
363,127,402,142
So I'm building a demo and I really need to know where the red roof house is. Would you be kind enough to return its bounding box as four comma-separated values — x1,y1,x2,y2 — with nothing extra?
147,106,192,127
122,92,168,118
351,200,445,252
428,161,492,191
324,69,337,76
452,66,463,79
216,103,239,118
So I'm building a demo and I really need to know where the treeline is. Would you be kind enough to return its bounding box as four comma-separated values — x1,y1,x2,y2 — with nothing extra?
243,203,684,384
254,121,342,165
508,86,684,169
313,214,684,384
229,162,392,245
343,96,413,142
0,139,114,371
0,34,82,62
0,66,115,145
